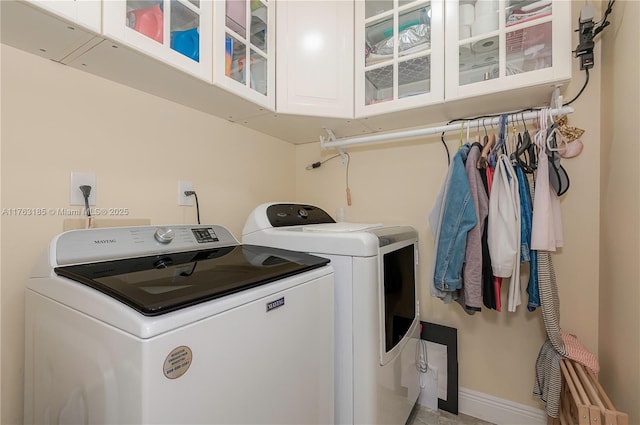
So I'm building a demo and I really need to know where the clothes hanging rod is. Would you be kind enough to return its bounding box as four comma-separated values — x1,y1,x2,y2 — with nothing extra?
320,106,574,150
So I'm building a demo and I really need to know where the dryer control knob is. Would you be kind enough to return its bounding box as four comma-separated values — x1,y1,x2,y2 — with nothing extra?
154,227,175,244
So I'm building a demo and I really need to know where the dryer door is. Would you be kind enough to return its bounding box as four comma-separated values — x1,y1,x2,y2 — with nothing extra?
381,243,418,361
373,226,419,365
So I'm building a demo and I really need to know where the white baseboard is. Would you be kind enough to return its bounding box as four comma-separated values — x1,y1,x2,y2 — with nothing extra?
458,387,548,425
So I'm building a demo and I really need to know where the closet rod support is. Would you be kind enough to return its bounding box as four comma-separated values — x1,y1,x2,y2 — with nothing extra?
321,128,349,165
320,128,336,147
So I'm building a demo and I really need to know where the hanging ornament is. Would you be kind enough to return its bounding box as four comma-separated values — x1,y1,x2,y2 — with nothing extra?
554,115,585,159
554,115,585,143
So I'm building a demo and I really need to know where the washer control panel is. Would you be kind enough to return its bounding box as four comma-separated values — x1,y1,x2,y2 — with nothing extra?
54,224,237,266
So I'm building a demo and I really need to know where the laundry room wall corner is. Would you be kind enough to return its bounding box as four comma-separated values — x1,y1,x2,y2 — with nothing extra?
0,37,4,424
599,0,640,419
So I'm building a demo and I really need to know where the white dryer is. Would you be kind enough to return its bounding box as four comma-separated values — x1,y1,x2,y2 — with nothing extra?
25,224,334,424
243,203,421,425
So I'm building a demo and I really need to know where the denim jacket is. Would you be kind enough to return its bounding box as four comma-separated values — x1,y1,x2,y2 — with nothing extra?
516,164,540,311
431,144,478,292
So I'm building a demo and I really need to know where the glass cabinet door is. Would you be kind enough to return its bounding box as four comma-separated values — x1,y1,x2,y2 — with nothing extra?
223,0,269,97
505,1,553,76
104,0,212,81
446,0,570,100
125,0,203,61
356,0,444,117
457,0,499,85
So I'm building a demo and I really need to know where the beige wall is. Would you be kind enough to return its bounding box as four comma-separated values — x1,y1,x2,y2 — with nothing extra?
296,2,602,410
0,31,3,424
599,0,640,420
0,45,296,424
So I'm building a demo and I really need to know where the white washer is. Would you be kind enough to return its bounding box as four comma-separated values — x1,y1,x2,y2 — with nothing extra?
25,224,334,424
243,203,421,425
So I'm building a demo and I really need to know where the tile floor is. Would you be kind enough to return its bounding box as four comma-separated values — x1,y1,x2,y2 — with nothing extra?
406,405,496,425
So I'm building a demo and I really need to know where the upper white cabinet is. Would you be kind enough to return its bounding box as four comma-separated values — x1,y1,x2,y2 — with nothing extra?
103,0,213,82
355,0,445,118
213,0,275,110
0,1,101,63
3,0,576,142
29,0,101,33
276,0,354,119
444,0,571,101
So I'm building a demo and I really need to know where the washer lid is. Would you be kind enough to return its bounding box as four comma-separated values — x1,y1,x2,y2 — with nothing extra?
54,245,329,316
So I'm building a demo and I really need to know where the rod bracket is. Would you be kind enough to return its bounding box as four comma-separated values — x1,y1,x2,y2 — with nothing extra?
320,129,348,165
338,147,348,165
320,128,337,150
550,85,563,110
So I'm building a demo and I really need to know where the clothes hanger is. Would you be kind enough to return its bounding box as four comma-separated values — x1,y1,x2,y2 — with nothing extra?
477,122,495,169
546,117,563,152
514,112,531,156
466,120,471,144
536,107,559,156
488,115,506,168
505,115,510,154
544,107,571,195
545,108,564,152
510,115,521,165
534,108,548,150
487,117,498,167
509,114,518,157
483,119,488,144
514,111,536,173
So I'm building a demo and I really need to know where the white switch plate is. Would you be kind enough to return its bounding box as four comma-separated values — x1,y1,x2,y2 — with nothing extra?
178,181,193,206
70,172,96,206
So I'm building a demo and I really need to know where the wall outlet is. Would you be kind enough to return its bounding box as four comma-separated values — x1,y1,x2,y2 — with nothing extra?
70,172,96,206
178,181,194,206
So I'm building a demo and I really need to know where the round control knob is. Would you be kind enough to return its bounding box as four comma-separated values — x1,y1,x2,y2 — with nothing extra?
297,208,308,218
154,227,175,244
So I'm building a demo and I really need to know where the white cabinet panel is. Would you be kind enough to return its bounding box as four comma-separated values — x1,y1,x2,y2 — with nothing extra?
0,1,101,63
276,0,354,118
29,0,101,33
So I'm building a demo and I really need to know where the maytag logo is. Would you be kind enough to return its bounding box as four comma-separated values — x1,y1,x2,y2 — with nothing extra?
266,297,285,312
94,239,117,244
